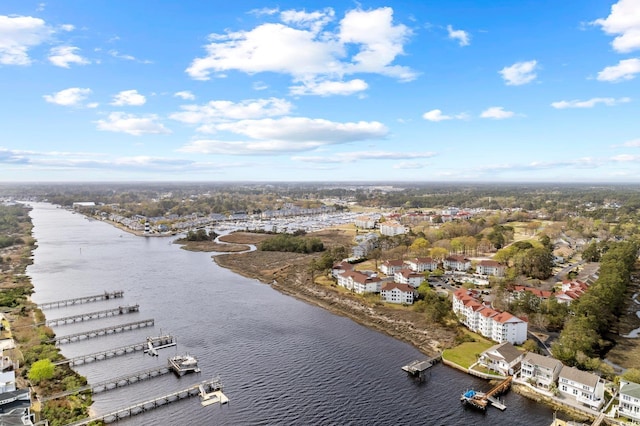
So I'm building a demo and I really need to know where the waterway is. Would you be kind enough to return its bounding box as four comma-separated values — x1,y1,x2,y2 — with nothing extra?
26,203,557,425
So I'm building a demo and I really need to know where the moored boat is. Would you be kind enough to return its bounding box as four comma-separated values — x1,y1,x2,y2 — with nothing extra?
168,354,200,376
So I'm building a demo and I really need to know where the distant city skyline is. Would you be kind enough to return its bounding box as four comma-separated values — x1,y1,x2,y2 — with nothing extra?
1,0,640,182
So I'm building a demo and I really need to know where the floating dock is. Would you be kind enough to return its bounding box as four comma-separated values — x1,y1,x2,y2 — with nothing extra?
49,319,155,345
63,378,227,426
401,355,441,382
42,365,172,401
460,376,512,411
44,304,140,326
39,291,124,309
54,335,176,366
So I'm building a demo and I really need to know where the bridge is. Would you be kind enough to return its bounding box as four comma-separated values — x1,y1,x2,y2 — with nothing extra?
54,335,176,366
49,319,154,345
42,365,172,402
39,291,124,309
43,305,140,326
63,378,226,426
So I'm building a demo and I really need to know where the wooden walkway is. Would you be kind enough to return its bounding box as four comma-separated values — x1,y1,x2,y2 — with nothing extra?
63,378,226,426
44,304,139,326
401,355,441,382
49,318,154,344
461,376,512,410
39,291,124,309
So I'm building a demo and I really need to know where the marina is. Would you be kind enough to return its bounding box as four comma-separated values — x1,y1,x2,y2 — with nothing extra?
38,291,124,309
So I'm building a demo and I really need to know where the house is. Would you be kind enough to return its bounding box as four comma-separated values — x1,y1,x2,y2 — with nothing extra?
444,255,471,271
478,342,524,376
354,215,376,229
0,388,34,425
394,269,425,287
380,282,415,305
337,270,382,294
558,365,605,410
475,260,506,277
555,280,589,305
405,257,438,273
332,261,353,279
520,352,563,390
379,221,407,236
452,289,528,344
619,381,640,422
380,259,405,276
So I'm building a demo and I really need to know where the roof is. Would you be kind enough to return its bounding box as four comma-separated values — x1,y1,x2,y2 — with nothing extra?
522,352,563,371
407,257,436,264
560,365,600,388
381,282,413,293
382,259,404,267
478,260,502,267
445,255,469,262
486,342,523,363
620,381,640,399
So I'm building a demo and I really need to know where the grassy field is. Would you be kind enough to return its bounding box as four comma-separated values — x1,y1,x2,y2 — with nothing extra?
442,337,494,368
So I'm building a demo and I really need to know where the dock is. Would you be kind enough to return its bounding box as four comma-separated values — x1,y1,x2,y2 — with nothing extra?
42,365,172,401
63,378,227,426
49,319,155,345
401,355,441,382
461,376,512,411
54,335,176,366
44,304,140,326
39,291,124,309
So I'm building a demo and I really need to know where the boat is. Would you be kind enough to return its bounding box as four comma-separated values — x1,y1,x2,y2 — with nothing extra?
168,354,201,376
460,389,488,411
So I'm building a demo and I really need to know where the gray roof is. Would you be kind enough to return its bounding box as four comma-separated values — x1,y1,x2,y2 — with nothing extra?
560,365,599,388
522,352,563,371
621,381,640,399
486,342,523,363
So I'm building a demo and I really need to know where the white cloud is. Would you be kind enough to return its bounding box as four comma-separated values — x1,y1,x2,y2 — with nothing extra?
393,162,425,169
48,45,89,68
111,90,146,106
422,109,468,121
60,24,74,32
186,7,415,93
0,15,53,65
447,25,470,46
179,117,388,155
480,106,515,119
96,112,171,135
611,154,640,162
593,0,640,53
108,49,152,64
551,97,631,108
499,60,538,85
290,79,368,96
170,98,292,125
622,138,640,147
174,91,195,100
293,150,435,163
43,87,92,107
597,58,640,81
253,81,269,91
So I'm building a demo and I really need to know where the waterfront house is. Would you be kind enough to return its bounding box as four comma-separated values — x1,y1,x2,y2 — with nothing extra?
478,342,524,376
332,261,354,279
619,381,640,422
380,259,405,276
558,365,605,410
520,352,563,390
444,255,471,271
337,270,382,294
380,282,415,305
453,289,528,345
405,257,438,273
475,260,506,277
393,269,425,287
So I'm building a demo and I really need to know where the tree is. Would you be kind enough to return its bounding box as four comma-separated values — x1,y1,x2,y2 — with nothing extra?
409,238,430,256
28,359,55,383
621,368,640,384
582,242,600,262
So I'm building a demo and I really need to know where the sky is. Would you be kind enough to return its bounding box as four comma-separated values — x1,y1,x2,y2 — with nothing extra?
1,0,640,183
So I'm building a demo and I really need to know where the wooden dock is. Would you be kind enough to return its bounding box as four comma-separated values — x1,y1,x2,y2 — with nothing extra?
42,365,172,401
53,335,176,366
39,291,124,309
49,318,154,345
401,355,441,382
461,376,512,411
44,304,139,326
62,378,226,426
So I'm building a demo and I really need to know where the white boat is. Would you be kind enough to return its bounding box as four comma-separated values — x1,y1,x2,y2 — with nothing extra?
168,354,200,376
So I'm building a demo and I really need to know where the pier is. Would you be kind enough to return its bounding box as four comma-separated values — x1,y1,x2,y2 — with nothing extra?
461,376,512,411
39,291,124,309
63,378,227,426
49,319,154,345
43,304,140,326
54,335,176,366
42,365,172,401
401,355,441,382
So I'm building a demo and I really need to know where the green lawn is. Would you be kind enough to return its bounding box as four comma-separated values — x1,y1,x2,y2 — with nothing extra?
442,339,494,369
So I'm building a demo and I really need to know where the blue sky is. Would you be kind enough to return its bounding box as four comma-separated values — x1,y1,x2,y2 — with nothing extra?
1,0,640,182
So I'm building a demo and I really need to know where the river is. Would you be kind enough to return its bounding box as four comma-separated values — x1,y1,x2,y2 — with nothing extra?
26,203,557,425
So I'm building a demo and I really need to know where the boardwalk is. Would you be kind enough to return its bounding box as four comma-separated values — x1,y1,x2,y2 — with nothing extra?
50,319,154,344
44,304,139,326
39,291,124,309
